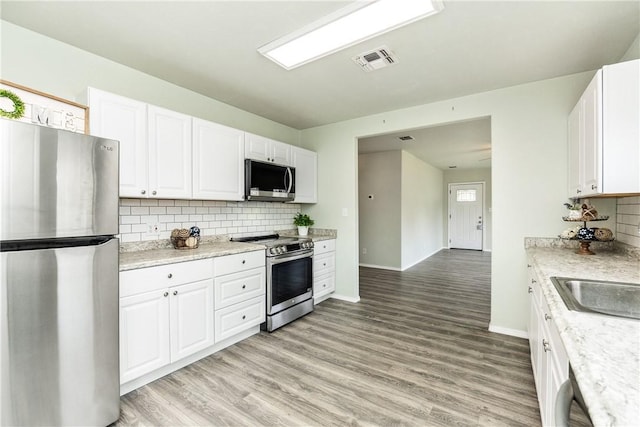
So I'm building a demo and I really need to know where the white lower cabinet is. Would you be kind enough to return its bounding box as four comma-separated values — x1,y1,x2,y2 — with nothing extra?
527,264,569,427
119,251,266,391
213,251,266,343
313,239,336,303
119,258,214,384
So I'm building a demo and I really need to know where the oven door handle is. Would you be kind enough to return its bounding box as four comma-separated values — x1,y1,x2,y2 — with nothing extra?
268,249,313,265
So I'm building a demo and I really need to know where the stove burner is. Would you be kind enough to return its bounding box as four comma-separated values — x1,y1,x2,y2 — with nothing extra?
231,234,314,256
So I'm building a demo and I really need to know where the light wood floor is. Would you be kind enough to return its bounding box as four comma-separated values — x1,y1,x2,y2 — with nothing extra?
116,249,543,426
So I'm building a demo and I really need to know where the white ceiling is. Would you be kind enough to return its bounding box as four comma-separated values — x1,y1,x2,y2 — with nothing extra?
1,1,638,170
359,117,492,170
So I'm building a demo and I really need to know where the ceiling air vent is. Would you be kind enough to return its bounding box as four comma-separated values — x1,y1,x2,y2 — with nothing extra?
398,135,414,141
352,46,398,72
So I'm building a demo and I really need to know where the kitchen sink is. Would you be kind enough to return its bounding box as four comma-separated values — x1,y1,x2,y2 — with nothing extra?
551,277,640,320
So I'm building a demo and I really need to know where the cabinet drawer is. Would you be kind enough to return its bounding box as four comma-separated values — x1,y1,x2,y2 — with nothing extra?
214,250,265,276
214,295,265,343
121,258,213,297
313,252,335,277
214,267,265,310
314,239,335,255
314,272,335,299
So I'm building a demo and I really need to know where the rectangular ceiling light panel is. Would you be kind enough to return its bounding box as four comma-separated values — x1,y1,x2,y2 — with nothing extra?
259,0,444,70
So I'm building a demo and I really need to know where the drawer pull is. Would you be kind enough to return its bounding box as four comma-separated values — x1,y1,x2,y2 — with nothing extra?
173,290,178,296
167,273,173,279
544,313,552,321
242,284,246,289
242,260,246,264
542,339,551,352
242,315,246,320
323,284,326,288
528,287,533,294
531,278,536,284
323,263,326,266
163,292,169,297
527,264,531,268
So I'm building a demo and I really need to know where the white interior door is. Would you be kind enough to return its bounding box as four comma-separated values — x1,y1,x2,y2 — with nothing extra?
449,183,483,250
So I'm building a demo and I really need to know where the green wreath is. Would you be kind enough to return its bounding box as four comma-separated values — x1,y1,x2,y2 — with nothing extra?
0,89,25,119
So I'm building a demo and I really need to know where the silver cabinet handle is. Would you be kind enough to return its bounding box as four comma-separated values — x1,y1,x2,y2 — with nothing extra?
531,278,537,284
242,315,246,320
167,273,173,279
544,313,552,321
576,189,582,194
152,190,157,195
141,189,146,195
528,287,533,294
591,184,597,190
242,284,246,289
163,292,169,297
527,264,531,268
543,339,551,352
242,260,246,264
173,290,178,296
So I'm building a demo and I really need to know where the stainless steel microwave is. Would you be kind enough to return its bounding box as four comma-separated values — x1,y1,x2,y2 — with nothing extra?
244,159,295,202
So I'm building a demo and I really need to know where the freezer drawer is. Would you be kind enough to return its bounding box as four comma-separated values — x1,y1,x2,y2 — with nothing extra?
0,118,119,240
0,238,120,426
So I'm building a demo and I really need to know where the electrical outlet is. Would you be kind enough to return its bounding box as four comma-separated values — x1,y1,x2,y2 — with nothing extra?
146,222,160,237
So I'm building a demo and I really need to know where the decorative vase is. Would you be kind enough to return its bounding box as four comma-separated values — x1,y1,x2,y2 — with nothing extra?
297,226,309,236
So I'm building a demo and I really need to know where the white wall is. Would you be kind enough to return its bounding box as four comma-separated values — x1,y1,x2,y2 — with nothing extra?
401,151,443,269
0,21,299,145
620,33,640,62
358,151,402,269
301,71,604,334
443,168,492,251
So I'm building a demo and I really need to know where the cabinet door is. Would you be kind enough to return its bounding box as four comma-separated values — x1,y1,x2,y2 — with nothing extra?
567,104,582,198
245,133,271,162
292,146,317,203
192,118,245,201
119,290,170,384
88,88,148,198
214,295,265,343
602,59,640,193
270,140,291,166
169,279,214,362
581,71,602,197
148,105,192,199
313,272,335,300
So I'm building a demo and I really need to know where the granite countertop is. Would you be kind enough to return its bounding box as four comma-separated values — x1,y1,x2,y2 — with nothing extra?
119,229,337,271
525,240,640,426
119,241,266,271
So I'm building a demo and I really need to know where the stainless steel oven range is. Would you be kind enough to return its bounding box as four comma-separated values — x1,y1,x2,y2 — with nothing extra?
231,234,314,331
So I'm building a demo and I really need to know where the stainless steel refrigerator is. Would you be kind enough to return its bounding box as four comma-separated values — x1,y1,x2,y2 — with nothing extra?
0,118,120,426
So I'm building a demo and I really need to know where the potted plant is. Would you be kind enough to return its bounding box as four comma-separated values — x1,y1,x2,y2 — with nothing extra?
293,213,314,236
563,202,583,220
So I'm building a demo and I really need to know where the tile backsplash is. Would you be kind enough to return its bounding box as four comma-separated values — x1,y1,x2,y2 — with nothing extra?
119,199,301,243
617,196,640,247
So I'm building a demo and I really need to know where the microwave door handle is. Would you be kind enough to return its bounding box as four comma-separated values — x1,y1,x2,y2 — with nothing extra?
286,168,293,193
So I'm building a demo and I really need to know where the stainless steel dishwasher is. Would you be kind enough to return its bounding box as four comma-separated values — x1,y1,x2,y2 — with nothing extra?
555,367,594,427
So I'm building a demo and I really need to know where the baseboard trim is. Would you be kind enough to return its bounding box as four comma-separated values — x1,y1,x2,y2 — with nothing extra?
488,323,528,339
330,293,360,303
358,263,401,271
401,247,447,270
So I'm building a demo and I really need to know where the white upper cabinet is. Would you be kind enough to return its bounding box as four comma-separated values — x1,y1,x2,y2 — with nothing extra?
87,88,148,198
192,118,245,201
245,133,291,166
567,59,639,198
602,59,639,194
148,105,192,199
292,146,317,203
